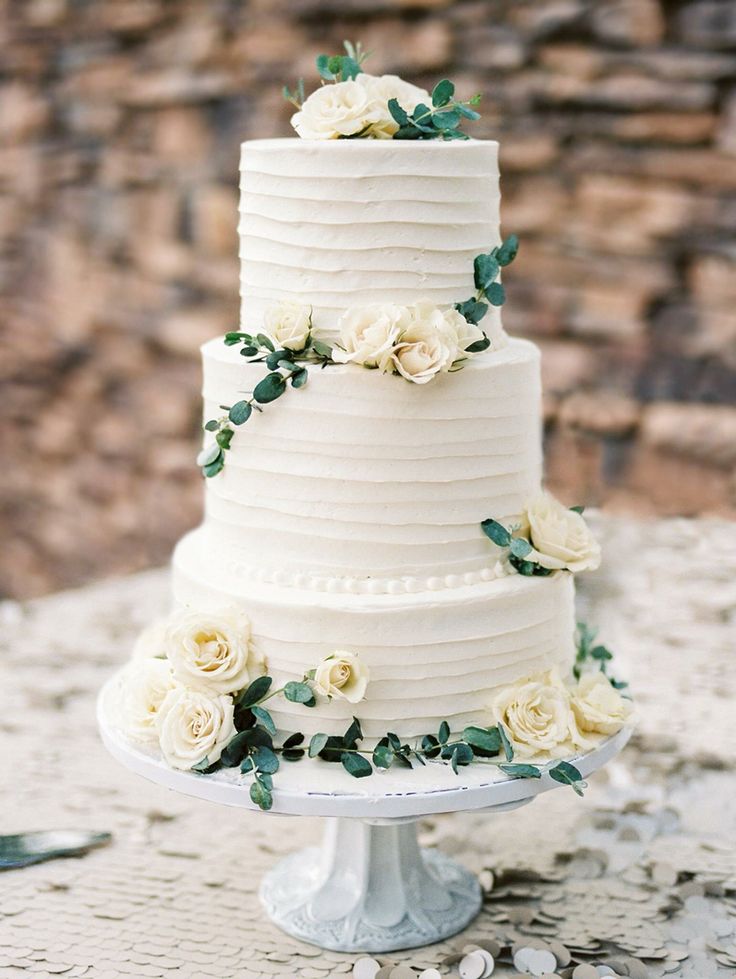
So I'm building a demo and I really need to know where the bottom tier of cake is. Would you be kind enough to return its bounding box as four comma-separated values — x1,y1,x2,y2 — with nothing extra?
172,529,577,741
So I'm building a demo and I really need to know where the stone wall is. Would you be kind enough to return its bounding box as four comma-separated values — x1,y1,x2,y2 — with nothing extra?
2,0,735,598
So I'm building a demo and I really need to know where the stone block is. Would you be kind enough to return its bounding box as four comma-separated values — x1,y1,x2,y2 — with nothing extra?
718,87,736,154
559,391,640,436
500,134,559,172
689,254,736,308
152,107,214,167
572,175,694,253
190,184,237,256
536,339,597,394
590,0,665,47
608,111,716,144
0,82,49,142
568,145,736,190
501,176,569,233
642,403,736,467
540,71,714,111
569,284,648,340
677,1,736,49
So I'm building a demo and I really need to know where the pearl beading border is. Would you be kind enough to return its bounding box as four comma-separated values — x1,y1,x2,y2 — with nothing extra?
231,562,508,595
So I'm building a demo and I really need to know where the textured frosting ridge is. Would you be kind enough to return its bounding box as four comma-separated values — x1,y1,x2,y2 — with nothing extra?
200,336,543,590
173,531,577,741
239,138,503,336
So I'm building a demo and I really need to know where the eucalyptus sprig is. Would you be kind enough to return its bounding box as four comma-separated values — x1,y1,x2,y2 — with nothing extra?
196,677,587,810
198,330,333,479
389,79,481,142
455,234,519,351
283,40,368,108
480,515,552,577
574,621,628,690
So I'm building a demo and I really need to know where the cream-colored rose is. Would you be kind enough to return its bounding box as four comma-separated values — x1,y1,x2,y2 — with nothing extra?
332,303,408,371
119,658,176,744
523,493,602,573
131,618,168,659
313,651,370,704
291,79,379,139
156,686,235,770
571,672,632,736
356,73,431,137
263,301,312,352
441,307,485,357
165,608,259,695
492,669,579,759
391,303,457,383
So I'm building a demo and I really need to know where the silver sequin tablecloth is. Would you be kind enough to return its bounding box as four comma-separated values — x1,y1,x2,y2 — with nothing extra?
3,516,736,978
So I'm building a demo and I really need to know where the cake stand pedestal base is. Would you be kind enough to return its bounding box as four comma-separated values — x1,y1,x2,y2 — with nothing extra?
259,817,482,953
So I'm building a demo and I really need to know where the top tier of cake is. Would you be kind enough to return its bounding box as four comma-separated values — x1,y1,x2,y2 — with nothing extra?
239,138,502,337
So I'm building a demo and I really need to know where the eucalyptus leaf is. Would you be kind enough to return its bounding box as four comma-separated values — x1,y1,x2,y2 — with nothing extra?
256,333,275,352
202,457,224,478
463,726,502,755
216,428,234,450
485,281,506,306
549,761,587,796
284,681,314,704
237,675,272,708
473,254,499,291
570,504,585,514
388,98,409,126
250,778,273,811
481,518,511,547
253,372,286,404
196,444,222,468
252,745,279,775
498,722,514,762
251,705,276,736
465,335,491,354
282,732,304,750
455,298,489,325
438,720,450,745
496,234,519,266
228,401,252,426
509,537,533,558
204,419,219,432
500,763,542,779
308,732,329,758
341,752,373,778
0,830,113,869
290,368,308,389
220,732,252,768
434,107,461,129
373,744,394,769
432,79,454,107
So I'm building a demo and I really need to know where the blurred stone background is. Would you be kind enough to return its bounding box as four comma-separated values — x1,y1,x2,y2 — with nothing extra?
1,0,735,599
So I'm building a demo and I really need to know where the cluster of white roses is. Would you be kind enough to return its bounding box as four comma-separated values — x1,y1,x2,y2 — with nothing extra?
119,613,372,770
333,300,485,384
492,668,632,761
120,609,261,771
291,73,430,140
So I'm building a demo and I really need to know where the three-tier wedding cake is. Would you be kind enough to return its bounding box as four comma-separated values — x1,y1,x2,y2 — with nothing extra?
113,49,631,805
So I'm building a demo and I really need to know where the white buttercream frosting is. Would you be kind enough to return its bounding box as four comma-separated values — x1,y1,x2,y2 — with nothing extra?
172,531,577,741
239,138,503,338
200,336,542,588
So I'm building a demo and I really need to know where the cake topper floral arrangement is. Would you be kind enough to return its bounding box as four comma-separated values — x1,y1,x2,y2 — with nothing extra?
284,40,482,141
118,607,632,812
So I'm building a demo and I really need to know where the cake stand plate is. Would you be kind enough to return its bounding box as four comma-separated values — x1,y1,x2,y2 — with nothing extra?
97,678,631,953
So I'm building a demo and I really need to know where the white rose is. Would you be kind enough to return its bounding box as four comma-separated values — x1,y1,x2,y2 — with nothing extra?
523,493,602,573
262,301,312,352
492,669,580,759
571,672,632,736
131,618,168,659
313,651,370,704
156,686,235,770
441,307,485,357
165,607,260,695
356,73,431,138
332,303,409,371
119,658,176,744
391,302,457,384
291,79,379,139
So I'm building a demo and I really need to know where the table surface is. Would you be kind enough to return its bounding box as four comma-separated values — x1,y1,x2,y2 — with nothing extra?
3,514,736,978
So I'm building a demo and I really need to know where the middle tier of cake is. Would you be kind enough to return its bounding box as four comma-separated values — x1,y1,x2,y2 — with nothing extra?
200,335,542,593
173,528,577,741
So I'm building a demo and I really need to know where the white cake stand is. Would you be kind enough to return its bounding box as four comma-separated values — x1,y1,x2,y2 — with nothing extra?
97,678,631,954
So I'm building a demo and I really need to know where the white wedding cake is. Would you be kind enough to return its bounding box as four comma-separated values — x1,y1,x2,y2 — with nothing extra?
114,52,630,803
